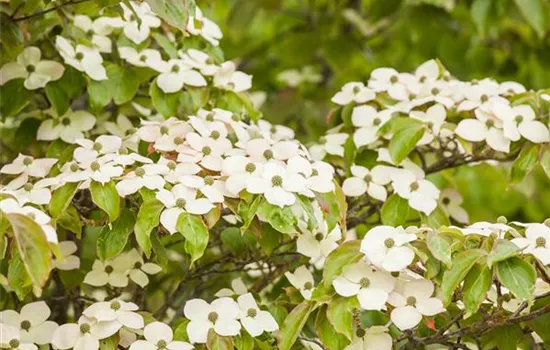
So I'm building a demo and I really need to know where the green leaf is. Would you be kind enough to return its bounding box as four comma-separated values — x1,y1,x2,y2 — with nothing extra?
220,227,248,255
173,319,190,342
146,0,196,31
46,83,71,116
176,213,209,265
90,181,121,222
380,194,410,226
238,196,262,233
326,296,356,340
134,197,164,257
206,329,233,350
471,0,493,36
496,257,536,300
257,201,296,234
514,0,548,39
388,119,424,164
487,239,519,267
323,240,364,288
541,146,550,179
489,324,522,350
259,224,282,255
4,213,52,295
426,231,452,267
97,208,135,260
234,332,254,350
56,205,82,237
509,143,539,184
49,182,80,218
463,263,492,318
277,301,315,350
0,79,32,117
315,305,350,350
421,206,451,228
7,250,32,300
441,249,486,305
151,79,180,117
151,231,169,268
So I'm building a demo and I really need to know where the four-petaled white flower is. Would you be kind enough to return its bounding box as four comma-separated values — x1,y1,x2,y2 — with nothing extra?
83,300,144,331
236,293,279,337
129,322,193,350
184,297,241,344
55,36,107,80
331,82,375,105
116,164,166,197
391,169,440,215
84,258,129,287
74,15,118,53
344,326,393,350
37,109,96,144
512,223,550,265
0,47,64,90
360,226,416,272
54,241,81,270
186,7,223,46
215,278,248,297
439,188,469,224
1,154,57,183
117,249,163,287
0,198,58,243
0,324,38,350
213,61,252,92
120,2,161,44
0,301,58,345
153,59,207,94
351,106,392,147
285,266,315,300
497,104,550,144
51,315,120,350
342,165,392,201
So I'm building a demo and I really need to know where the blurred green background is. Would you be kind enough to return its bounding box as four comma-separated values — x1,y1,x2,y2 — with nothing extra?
202,0,550,223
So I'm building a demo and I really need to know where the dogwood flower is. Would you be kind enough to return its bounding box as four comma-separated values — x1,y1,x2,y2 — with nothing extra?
497,104,550,144
116,249,162,287
215,278,248,297
120,1,161,44
156,184,214,234
0,47,64,90
388,278,444,330
37,109,96,144
512,223,550,265
285,266,315,300
186,7,223,46
84,258,129,287
297,218,341,261
157,158,201,183
149,121,193,152
456,103,511,152
236,293,279,337
53,241,81,270
0,324,37,350
179,49,219,76
73,135,122,165
439,189,469,224
73,15,117,53
1,154,57,182
352,107,392,147
247,162,306,207
51,315,119,350
309,133,349,159
184,298,241,344
286,156,335,194
0,301,58,345
345,326,393,350
360,226,416,272
0,198,58,243
63,158,123,185
391,169,440,215
103,114,139,151
331,82,375,105
222,156,264,196
55,36,107,81
256,119,295,141
118,47,164,70
213,61,252,92
154,59,207,93
368,68,418,101
178,131,230,171
180,175,226,203
333,262,396,310
83,300,144,330
456,82,507,111
342,165,392,201
244,138,300,162
410,103,447,145
2,179,52,205
116,165,166,197
129,322,193,350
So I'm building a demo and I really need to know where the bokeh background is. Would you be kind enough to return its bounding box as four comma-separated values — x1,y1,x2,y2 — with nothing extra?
202,0,550,223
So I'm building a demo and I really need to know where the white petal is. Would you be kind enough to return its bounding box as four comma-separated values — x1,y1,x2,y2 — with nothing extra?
357,288,389,310
455,119,487,142
391,306,422,330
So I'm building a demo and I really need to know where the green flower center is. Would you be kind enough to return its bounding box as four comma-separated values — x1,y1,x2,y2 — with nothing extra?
202,146,212,155
160,126,169,135
406,296,416,306
62,118,71,126
231,114,240,122
303,281,313,290
514,115,523,123
409,93,417,99
110,301,121,310
390,75,399,84
20,320,31,331
23,183,33,191
364,174,372,182
134,261,142,269
442,197,450,205
80,323,90,334
245,163,256,173
168,161,177,170
431,87,439,95
23,157,33,166
372,118,381,126
210,131,220,140
384,238,395,248
156,340,167,349
353,86,361,94
485,119,495,128
90,161,100,171
410,182,419,191
208,312,218,323
171,65,180,73
176,198,186,208
536,237,546,248
419,76,427,83
311,169,319,176
135,167,145,177
204,176,214,186
247,308,257,318
356,328,366,338
263,149,273,160
497,216,507,224
359,277,370,288
140,55,147,62
75,52,84,60
174,136,184,145
26,65,35,73
205,113,215,121
480,94,489,102
315,233,324,241
105,265,114,273
271,175,283,187
9,339,20,348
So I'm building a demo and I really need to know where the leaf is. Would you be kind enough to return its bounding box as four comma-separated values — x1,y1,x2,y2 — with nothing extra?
259,224,282,255
176,213,209,265
315,305,350,350
509,143,539,184
463,263,492,318
487,239,519,267
388,119,424,164
238,196,262,233
471,0,493,36
441,249,486,305
97,208,135,260
489,324,522,350
257,201,296,234
151,79,180,117
146,0,196,31
206,329,233,350
151,231,169,268
323,240,364,288
220,227,248,255
514,0,548,39
90,181,121,222
277,301,315,350
45,84,71,117
421,206,451,228
0,79,32,117
4,213,52,295
541,146,550,179
173,319,190,342
49,182,80,218
426,231,452,267
56,205,83,238
380,194,410,226
496,257,536,300
326,296,356,340
7,250,32,300
234,332,254,350
134,197,164,257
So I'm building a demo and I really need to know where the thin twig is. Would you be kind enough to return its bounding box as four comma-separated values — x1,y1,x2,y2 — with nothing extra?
12,0,93,22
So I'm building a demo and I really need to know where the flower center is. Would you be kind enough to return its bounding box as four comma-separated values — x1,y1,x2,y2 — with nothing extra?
311,169,319,176
315,233,324,241
70,163,80,172
26,65,35,73
23,183,33,191
419,76,426,83
353,86,361,94
442,197,450,205
514,115,523,123
140,55,147,62
263,149,274,160
173,136,184,145
80,323,90,334
246,308,257,318
202,146,212,155
271,175,283,187
372,118,381,126
167,161,177,170
23,157,33,166
75,52,84,60
9,339,20,348
409,93,417,100
356,328,366,338
410,182,419,191
270,126,277,134
176,198,187,208
231,114,240,122
62,118,71,126
20,320,31,331
156,340,167,349
93,142,103,152
303,281,313,290
134,261,142,269
171,64,180,73
364,174,372,182
536,237,546,248
384,238,395,248
245,163,256,173
406,296,416,306
204,176,214,186
431,87,439,95
160,126,169,135
359,277,370,288
208,311,218,323
105,265,114,273
110,301,121,310
497,216,507,224
485,119,495,128
210,131,220,140
90,161,100,171
390,75,399,84
480,94,489,102
135,167,145,177
119,147,128,155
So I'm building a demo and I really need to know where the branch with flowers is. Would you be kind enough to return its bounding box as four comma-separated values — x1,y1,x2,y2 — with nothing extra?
1,1,550,350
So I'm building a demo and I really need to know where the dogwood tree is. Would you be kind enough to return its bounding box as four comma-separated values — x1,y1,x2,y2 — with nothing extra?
0,1,550,350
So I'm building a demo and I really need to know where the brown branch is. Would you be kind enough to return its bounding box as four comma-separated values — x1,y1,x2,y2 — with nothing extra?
11,0,93,22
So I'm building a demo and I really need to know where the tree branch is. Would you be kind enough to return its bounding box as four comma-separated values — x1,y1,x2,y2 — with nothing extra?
11,0,93,22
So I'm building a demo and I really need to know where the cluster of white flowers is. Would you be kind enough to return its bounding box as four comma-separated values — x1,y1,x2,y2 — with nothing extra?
0,294,279,350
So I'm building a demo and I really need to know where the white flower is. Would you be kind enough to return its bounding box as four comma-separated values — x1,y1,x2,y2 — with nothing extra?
222,155,264,196
83,300,144,330
116,164,166,197
456,82,507,111
179,49,219,76
245,138,300,162
344,326,393,350
0,47,64,90
213,61,252,92
183,297,241,344
368,68,418,101
497,104,550,144
286,156,335,194
130,322,193,350
74,135,122,165
157,157,201,184
132,102,163,121
0,301,58,345
0,198,58,243
332,262,396,310
103,114,139,151
256,119,295,141
118,47,164,70
277,66,321,87
156,184,214,234
120,1,161,44
2,178,52,206
37,109,96,144
179,175,226,204
388,278,444,330
512,224,550,265
309,133,349,159
137,118,185,143
154,59,207,93
285,266,315,300
460,221,512,238
342,165,392,201
351,107,392,147
360,226,416,272
236,293,279,337
409,103,447,145
186,7,223,46
55,36,107,81
74,15,117,53
0,324,37,350
439,189,469,224
331,82,375,105
499,81,526,95
63,157,123,186
116,249,162,287
84,259,129,287
54,241,81,270
215,278,248,297
391,169,440,215
247,162,306,208
51,315,120,350
0,154,57,181
297,217,341,261
414,59,440,84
